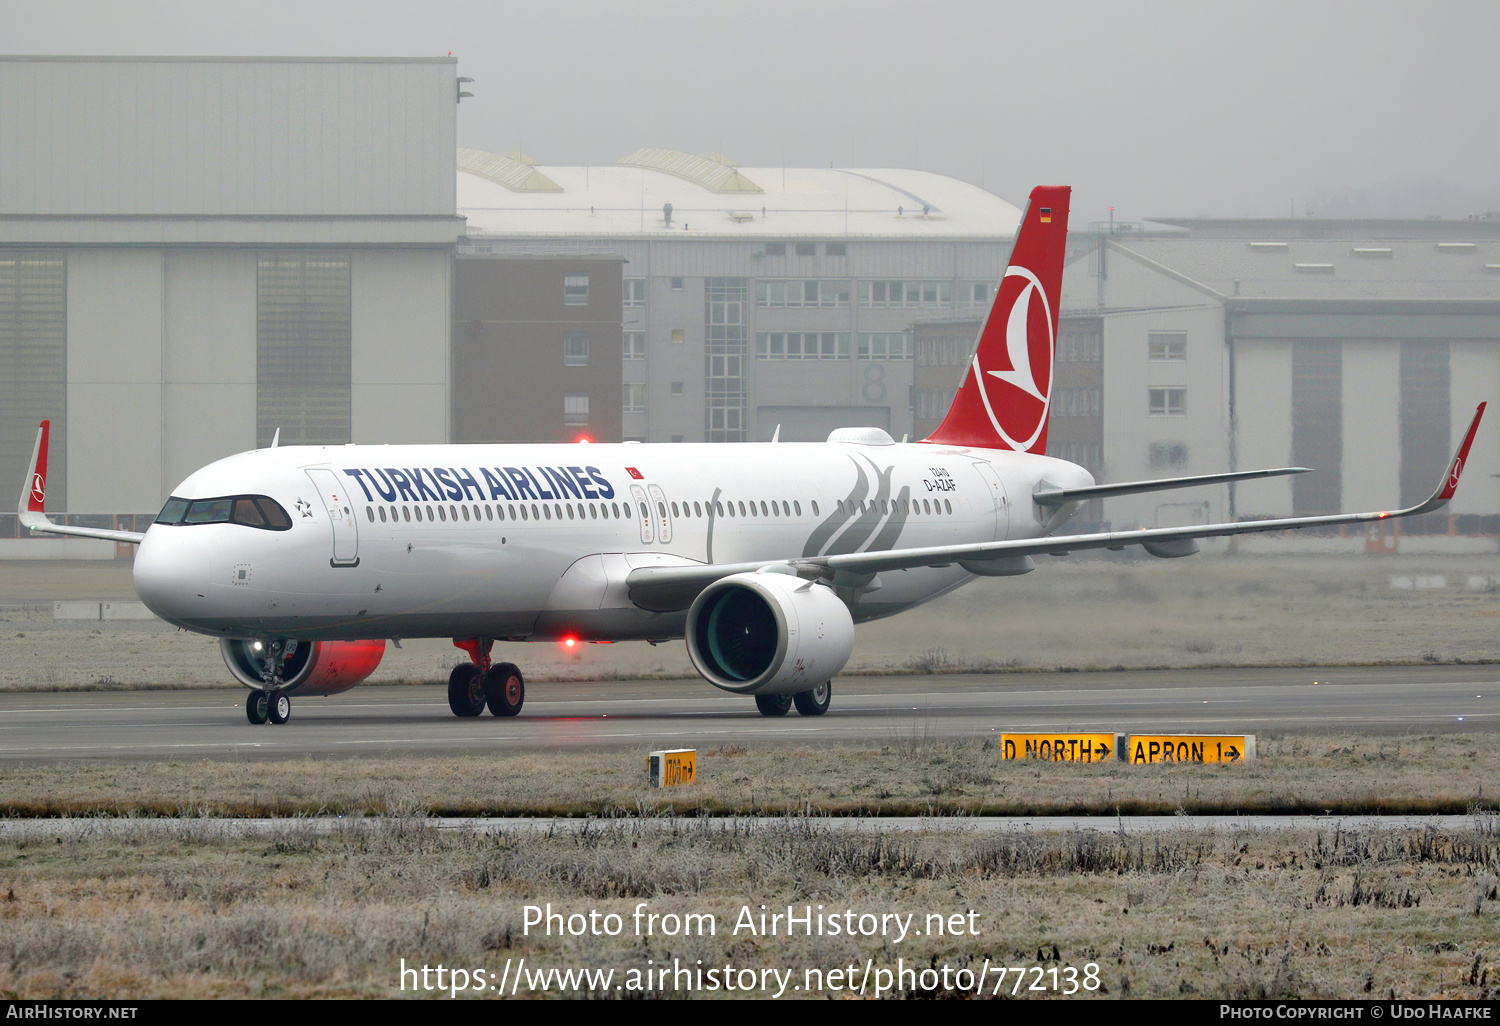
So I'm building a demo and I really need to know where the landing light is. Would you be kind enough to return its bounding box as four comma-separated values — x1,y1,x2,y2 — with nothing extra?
562,636,578,649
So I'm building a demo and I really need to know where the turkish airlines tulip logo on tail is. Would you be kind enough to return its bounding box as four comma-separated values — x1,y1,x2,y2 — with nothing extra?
31,472,45,506
974,265,1054,452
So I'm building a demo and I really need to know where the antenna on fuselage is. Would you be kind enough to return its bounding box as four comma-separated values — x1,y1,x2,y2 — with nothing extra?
770,424,781,443
270,428,280,448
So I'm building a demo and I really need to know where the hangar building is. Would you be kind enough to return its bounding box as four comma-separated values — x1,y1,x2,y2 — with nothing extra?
0,55,464,541
456,148,1020,444
1056,218,1500,531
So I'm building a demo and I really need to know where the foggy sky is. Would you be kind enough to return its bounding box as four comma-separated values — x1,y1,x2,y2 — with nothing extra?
5,0,1499,225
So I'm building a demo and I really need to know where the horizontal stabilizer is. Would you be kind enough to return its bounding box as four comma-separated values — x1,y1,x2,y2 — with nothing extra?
1033,467,1310,506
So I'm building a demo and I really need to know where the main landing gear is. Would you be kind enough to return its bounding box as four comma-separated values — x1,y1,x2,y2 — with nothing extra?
245,638,294,725
754,681,832,717
449,638,525,718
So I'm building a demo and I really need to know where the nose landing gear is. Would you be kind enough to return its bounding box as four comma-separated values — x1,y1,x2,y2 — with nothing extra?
244,638,294,725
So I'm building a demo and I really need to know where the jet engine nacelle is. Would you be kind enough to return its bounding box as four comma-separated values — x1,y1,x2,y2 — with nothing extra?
685,571,853,695
220,638,386,696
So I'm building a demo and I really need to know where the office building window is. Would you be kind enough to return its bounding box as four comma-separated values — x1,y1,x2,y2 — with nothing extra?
1148,331,1186,360
623,332,646,360
857,332,913,360
755,332,850,360
1149,441,1189,468
858,280,952,307
564,395,589,425
795,242,816,256
563,333,590,366
705,278,748,442
1148,388,1186,416
764,243,786,256
623,278,646,306
670,276,685,290
623,383,646,412
755,279,850,308
1055,387,1100,417
670,381,685,396
1059,331,1102,363
563,274,589,306
824,242,846,257
670,328,685,343
963,281,991,305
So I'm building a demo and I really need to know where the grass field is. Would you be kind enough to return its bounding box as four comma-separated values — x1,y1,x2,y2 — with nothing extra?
1,812,1497,999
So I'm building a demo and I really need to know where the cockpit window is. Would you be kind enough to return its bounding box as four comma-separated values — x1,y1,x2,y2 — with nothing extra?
233,498,266,527
155,498,189,525
184,499,232,524
256,497,292,529
155,495,293,531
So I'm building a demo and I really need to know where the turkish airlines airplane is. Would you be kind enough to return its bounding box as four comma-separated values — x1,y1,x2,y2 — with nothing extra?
17,186,1487,725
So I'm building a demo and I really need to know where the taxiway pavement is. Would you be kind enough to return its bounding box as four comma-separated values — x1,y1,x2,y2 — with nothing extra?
0,664,1495,763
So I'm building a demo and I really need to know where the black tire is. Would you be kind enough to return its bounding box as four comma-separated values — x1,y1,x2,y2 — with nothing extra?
448,663,485,717
268,692,291,724
754,693,792,717
483,662,525,717
245,691,269,725
793,681,832,717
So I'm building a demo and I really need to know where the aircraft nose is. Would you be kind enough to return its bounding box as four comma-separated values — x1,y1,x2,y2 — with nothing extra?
132,527,209,626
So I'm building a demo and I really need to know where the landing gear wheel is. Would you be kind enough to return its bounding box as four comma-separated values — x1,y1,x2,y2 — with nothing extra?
793,681,832,717
483,662,525,717
245,691,269,725
268,692,291,724
755,693,793,717
447,663,485,717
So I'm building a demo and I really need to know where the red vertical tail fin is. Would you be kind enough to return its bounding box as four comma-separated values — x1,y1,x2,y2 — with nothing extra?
923,185,1071,451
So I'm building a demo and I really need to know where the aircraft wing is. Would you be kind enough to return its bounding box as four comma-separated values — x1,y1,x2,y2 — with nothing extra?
627,403,1485,612
16,421,147,545
1031,466,1310,506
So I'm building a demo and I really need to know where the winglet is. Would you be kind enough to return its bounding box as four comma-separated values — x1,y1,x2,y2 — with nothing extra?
1400,402,1486,517
20,420,49,517
17,420,146,544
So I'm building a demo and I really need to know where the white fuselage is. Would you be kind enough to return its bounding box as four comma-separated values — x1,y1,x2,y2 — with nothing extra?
132,438,1093,643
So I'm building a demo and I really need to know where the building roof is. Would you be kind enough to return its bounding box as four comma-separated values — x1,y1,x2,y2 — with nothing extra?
457,148,1020,239
1110,237,1500,302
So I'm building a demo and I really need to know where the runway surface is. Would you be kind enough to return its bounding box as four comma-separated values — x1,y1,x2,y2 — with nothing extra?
1,664,1497,763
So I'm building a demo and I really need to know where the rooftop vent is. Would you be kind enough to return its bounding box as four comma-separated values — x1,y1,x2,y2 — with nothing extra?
1350,247,1393,258
1248,241,1289,251
457,148,563,192
617,148,764,194
1484,264,1500,274
1294,263,1335,274
728,211,755,223
1437,242,1478,252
